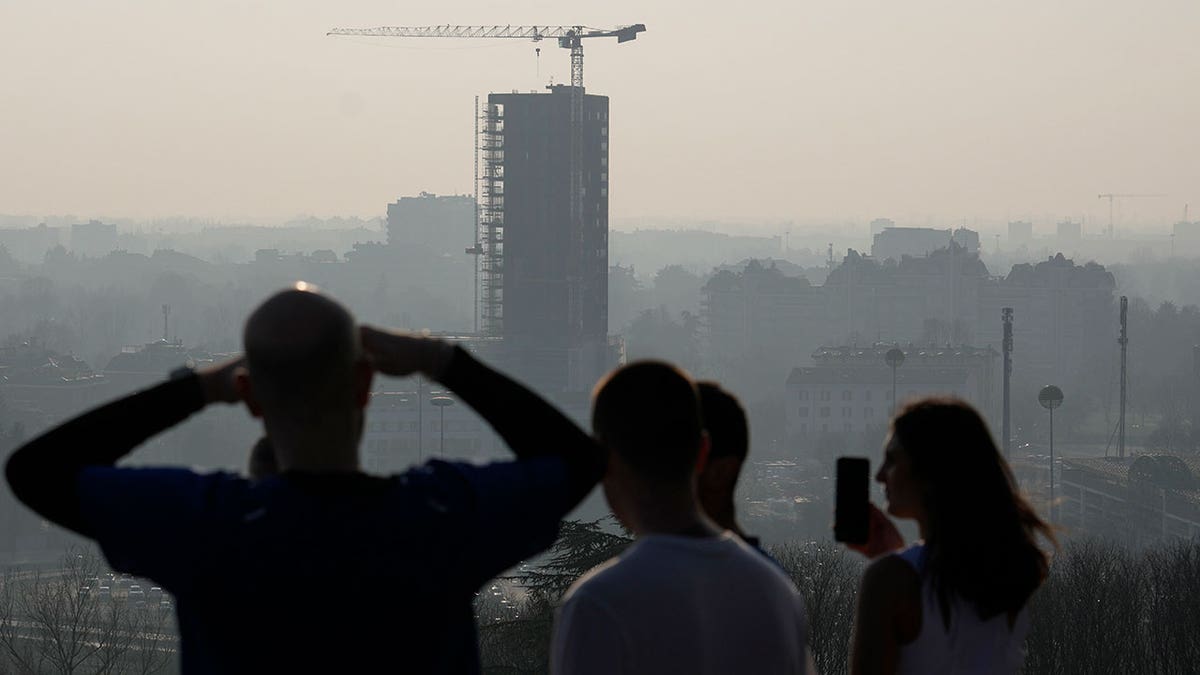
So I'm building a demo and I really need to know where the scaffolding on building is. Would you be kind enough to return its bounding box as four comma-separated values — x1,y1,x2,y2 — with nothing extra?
478,100,505,336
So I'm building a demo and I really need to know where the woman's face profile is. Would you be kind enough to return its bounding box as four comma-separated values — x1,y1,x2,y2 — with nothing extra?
876,432,923,520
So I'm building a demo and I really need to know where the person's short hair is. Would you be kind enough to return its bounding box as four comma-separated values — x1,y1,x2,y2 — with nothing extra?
696,382,748,463
592,361,702,482
243,287,359,415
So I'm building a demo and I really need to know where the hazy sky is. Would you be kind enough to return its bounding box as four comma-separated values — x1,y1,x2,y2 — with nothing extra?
3,1,1198,231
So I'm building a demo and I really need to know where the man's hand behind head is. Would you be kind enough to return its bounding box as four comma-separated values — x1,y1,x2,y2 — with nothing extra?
197,357,247,405
360,326,454,379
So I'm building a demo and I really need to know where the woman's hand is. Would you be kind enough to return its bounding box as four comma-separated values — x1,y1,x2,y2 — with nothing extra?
847,503,905,559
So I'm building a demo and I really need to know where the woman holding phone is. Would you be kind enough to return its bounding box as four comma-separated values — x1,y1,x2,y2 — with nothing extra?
847,397,1055,675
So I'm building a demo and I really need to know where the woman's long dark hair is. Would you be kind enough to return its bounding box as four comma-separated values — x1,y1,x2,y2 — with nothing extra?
891,397,1055,626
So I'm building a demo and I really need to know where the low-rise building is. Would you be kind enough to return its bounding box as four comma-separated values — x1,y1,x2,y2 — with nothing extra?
784,343,999,438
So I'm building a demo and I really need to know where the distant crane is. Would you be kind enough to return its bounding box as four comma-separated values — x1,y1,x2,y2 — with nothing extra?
329,24,646,335
1097,193,1167,238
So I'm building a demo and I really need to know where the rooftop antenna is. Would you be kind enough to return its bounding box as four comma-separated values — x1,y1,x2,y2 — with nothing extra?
162,304,170,342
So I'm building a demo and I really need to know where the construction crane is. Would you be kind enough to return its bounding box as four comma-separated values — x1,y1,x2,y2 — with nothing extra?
1097,193,1166,238
328,23,645,337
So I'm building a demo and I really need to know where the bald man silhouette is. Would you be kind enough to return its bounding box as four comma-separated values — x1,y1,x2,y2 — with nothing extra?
7,284,604,674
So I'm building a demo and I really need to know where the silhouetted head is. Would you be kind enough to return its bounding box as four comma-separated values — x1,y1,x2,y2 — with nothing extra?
592,361,708,529
696,382,749,530
878,397,1054,624
236,284,372,470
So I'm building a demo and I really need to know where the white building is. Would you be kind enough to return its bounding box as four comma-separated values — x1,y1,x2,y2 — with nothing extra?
785,343,998,438
786,368,969,437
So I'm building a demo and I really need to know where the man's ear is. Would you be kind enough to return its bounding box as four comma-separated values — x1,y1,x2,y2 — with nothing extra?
354,358,375,409
234,369,263,418
694,431,711,475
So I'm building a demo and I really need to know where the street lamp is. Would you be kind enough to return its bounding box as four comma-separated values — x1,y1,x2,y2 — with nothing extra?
430,396,455,455
416,376,424,462
1038,385,1064,522
885,347,905,415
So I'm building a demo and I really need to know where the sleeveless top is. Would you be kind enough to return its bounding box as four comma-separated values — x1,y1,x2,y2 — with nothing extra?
894,544,1030,675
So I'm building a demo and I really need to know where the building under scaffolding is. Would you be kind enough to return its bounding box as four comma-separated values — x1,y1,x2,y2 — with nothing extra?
477,85,616,392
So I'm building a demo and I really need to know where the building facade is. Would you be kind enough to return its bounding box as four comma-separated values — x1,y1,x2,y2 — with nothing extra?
872,226,980,261
784,343,998,439
484,85,612,392
386,192,475,257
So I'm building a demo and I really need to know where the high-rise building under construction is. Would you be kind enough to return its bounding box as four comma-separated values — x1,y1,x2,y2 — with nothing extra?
478,84,613,392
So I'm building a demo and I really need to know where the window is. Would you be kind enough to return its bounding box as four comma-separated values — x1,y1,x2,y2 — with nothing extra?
842,390,852,401
886,390,894,401
865,407,874,418
798,406,809,418
844,422,852,433
822,424,829,433
819,407,831,418
820,391,831,402
800,423,807,435
601,141,608,151
865,390,872,402
799,390,809,401
842,407,852,418
601,127,608,136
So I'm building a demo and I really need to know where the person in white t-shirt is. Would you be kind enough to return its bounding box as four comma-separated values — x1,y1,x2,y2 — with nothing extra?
551,361,816,675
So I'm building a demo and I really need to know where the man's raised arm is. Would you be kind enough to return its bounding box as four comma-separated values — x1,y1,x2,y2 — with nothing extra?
4,359,243,536
360,327,605,505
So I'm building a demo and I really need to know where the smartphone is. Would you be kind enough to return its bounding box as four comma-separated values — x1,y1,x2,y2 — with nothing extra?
834,457,870,544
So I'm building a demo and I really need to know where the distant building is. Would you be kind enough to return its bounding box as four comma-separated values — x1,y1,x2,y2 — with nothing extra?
702,260,823,377
1174,220,1200,255
482,85,612,392
872,226,978,261
1056,220,1082,243
869,218,895,239
1008,221,1033,246
976,253,1115,388
386,192,475,257
953,227,980,254
0,224,64,263
1059,455,1200,546
0,343,108,425
784,343,998,438
821,246,989,349
70,220,118,258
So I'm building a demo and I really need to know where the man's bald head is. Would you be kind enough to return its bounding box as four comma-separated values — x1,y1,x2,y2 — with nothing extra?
243,285,362,416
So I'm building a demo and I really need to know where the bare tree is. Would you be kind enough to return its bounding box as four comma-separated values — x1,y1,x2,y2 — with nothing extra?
0,549,176,675
773,541,862,675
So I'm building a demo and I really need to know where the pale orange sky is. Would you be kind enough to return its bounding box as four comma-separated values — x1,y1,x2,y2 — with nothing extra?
2,0,1198,231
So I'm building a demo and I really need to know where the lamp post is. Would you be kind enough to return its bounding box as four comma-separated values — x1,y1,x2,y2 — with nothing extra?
416,376,424,462
430,396,455,455
885,347,905,415
1002,308,1013,457
1038,385,1064,522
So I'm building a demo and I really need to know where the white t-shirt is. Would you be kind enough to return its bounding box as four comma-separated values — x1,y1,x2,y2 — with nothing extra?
551,531,815,675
